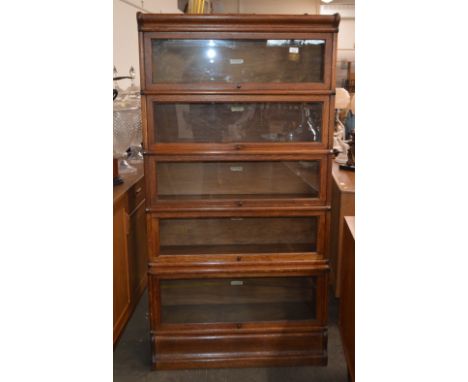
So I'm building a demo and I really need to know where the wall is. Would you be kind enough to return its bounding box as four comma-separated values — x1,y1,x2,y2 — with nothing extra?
113,0,181,89
114,0,354,89
212,0,319,14
239,0,319,14
320,2,355,88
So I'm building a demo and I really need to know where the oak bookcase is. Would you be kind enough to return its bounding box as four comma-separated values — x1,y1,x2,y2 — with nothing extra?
137,13,340,369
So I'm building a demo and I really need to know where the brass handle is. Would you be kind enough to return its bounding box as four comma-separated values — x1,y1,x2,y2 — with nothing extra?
135,187,142,194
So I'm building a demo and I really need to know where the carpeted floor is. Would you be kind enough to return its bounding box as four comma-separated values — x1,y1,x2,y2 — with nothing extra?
114,289,348,382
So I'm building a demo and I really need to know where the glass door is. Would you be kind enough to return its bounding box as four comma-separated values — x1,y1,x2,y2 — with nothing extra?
159,276,318,324
143,33,333,91
146,95,330,152
145,155,328,208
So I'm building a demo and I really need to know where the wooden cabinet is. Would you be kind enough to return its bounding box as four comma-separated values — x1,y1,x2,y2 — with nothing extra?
137,13,340,369
113,164,147,345
127,196,148,298
339,216,355,382
113,198,131,342
330,162,355,297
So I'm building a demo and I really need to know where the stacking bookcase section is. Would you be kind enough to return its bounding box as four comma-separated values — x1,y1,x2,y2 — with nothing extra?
140,18,337,93
146,210,328,265
145,95,331,153
137,13,340,370
145,154,329,210
148,261,329,369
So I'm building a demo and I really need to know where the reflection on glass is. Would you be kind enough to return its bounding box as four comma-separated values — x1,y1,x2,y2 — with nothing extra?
159,217,318,255
156,161,320,200
160,277,317,324
151,39,325,84
153,103,322,143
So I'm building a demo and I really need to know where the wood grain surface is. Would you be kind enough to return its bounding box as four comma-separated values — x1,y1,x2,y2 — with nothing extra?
339,216,355,382
330,162,355,297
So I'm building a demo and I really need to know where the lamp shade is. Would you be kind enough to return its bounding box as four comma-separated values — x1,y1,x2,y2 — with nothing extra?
335,88,350,109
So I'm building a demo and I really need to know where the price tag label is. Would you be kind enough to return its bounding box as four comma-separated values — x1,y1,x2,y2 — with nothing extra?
231,106,244,112
230,280,244,286
230,58,244,64
289,47,299,54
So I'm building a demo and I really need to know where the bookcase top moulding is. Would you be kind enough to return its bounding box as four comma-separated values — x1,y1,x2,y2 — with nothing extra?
137,13,341,33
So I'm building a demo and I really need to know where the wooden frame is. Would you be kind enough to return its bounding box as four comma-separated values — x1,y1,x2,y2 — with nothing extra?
145,94,331,153
137,13,340,370
146,209,329,263
144,153,331,210
137,13,340,33
113,170,148,346
142,31,334,93
147,263,329,369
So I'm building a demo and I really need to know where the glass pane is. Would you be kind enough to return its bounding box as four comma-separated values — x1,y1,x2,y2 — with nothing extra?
152,39,325,84
159,217,318,255
157,161,320,200
153,103,322,143
160,277,316,324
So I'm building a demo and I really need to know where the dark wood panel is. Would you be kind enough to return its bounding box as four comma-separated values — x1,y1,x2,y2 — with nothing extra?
153,254,325,269
159,243,316,256
127,177,145,214
147,205,332,215
113,165,148,346
153,329,327,369
127,200,148,300
339,217,355,382
137,13,340,32
113,198,131,344
330,162,355,297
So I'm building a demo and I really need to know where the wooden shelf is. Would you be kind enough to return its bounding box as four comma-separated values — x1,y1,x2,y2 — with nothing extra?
160,243,317,256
